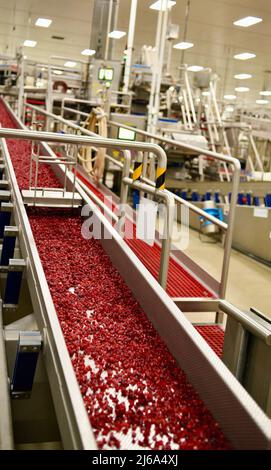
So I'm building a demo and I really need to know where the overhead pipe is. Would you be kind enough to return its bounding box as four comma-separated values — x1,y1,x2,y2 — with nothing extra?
123,0,138,92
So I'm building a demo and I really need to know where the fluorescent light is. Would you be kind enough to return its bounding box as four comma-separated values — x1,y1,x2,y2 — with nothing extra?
234,52,256,60
260,90,271,96
202,91,210,96
234,73,252,80
35,18,52,28
235,87,249,92
256,99,269,104
149,0,176,10
234,16,262,27
174,41,194,50
64,61,76,67
81,49,96,56
53,70,63,75
224,94,237,100
108,30,126,39
23,40,37,47
187,65,204,72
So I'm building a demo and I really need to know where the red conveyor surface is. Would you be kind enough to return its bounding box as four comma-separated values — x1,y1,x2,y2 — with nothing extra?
0,101,229,449
76,173,215,299
195,326,224,358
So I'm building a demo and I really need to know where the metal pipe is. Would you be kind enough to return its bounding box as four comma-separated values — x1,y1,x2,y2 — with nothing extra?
0,127,167,173
104,0,114,61
24,103,235,293
152,4,169,134
25,103,229,230
249,133,264,172
108,120,241,297
104,153,227,230
219,160,240,298
108,119,240,166
147,5,163,133
123,0,138,92
122,177,175,289
168,191,227,231
184,68,197,124
220,300,271,345
180,0,191,70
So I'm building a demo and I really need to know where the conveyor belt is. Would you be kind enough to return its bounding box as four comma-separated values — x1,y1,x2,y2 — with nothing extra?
195,326,224,358
0,101,230,449
76,173,215,299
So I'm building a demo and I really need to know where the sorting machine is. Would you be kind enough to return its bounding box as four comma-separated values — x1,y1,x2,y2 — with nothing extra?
0,97,271,450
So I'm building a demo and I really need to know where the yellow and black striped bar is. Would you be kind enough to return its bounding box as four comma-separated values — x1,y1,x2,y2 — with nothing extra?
156,166,166,190
133,161,143,181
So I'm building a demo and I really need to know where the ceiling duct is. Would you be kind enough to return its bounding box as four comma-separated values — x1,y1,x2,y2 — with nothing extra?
90,0,119,60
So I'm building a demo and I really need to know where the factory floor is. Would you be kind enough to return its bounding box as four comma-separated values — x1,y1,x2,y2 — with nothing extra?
180,228,271,321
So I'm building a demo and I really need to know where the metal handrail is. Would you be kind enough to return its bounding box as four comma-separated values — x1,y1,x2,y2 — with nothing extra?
109,120,241,298
25,103,228,230
0,127,168,182
24,103,239,297
60,97,101,118
0,124,174,289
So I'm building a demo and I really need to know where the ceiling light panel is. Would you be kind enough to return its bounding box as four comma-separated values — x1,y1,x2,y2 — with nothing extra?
174,41,194,50
149,1,176,10
64,61,76,67
81,49,96,56
224,95,237,100
235,87,250,92
260,91,271,96
108,30,126,39
187,65,204,72
234,74,252,80
256,99,269,104
35,18,52,27
234,52,256,60
233,16,262,27
23,40,37,47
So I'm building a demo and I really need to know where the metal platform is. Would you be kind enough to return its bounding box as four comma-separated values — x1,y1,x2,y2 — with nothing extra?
22,189,82,208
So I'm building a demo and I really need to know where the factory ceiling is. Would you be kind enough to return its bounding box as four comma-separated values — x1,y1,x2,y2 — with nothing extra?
0,0,271,104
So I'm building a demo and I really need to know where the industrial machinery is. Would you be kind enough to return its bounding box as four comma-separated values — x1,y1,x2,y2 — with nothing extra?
0,96,271,451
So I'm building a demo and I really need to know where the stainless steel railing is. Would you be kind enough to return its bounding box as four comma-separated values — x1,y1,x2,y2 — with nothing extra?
108,119,241,298
0,123,174,289
23,102,241,298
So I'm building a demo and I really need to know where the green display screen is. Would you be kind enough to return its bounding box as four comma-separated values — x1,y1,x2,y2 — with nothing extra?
117,126,136,141
98,67,114,81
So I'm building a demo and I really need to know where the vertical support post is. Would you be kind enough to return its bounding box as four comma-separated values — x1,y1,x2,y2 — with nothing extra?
158,192,174,290
17,55,25,121
219,161,241,298
104,0,114,61
119,150,131,236
152,5,169,134
147,6,163,133
0,226,18,266
123,0,138,93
